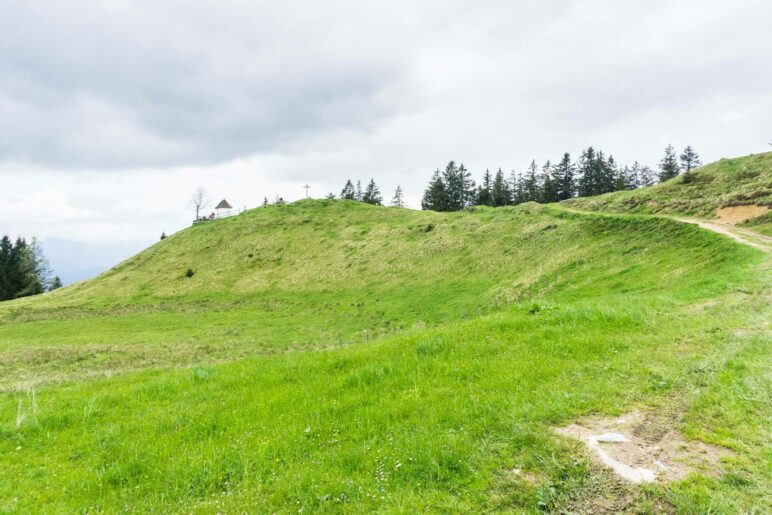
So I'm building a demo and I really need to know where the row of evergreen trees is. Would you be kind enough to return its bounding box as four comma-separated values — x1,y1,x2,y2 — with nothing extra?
0,236,60,301
422,145,700,211
332,179,406,207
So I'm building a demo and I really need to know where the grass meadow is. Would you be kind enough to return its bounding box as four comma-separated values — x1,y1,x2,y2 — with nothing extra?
0,195,769,511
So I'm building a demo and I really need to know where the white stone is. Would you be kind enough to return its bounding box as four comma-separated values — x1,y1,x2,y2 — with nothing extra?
593,432,629,443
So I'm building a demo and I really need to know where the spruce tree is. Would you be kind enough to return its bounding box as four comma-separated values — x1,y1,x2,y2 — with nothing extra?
491,168,511,207
577,147,597,197
355,180,363,202
50,276,63,290
362,179,383,205
658,144,680,182
0,236,11,300
421,169,449,211
340,180,356,200
540,160,557,202
638,165,657,188
10,238,48,298
512,171,525,205
625,161,654,189
552,153,575,200
29,238,51,292
601,154,618,194
620,163,640,190
679,146,701,175
390,185,405,207
522,160,540,202
7,238,28,299
442,161,475,211
0,236,56,300
476,169,493,206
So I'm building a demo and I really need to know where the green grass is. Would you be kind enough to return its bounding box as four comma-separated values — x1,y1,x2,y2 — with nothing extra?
564,151,772,217
4,201,750,389
0,180,770,511
739,210,772,236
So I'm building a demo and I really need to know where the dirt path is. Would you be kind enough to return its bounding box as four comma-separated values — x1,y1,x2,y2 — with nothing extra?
674,218,771,253
553,204,770,253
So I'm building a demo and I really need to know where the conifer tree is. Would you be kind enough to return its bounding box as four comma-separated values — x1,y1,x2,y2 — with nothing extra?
29,237,52,292
8,238,28,298
551,153,575,200
0,237,52,299
540,160,557,203
476,169,493,206
50,276,63,290
442,161,475,210
340,180,356,200
491,168,511,207
577,147,598,197
658,144,680,182
355,180,363,201
512,171,525,205
522,160,540,202
638,165,657,188
600,154,618,194
679,146,701,176
0,236,11,300
390,185,405,208
622,164,641,190
362,179,383,205
421,169,449,211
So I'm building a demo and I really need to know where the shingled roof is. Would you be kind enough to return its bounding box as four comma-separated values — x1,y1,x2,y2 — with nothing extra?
215,199,233,210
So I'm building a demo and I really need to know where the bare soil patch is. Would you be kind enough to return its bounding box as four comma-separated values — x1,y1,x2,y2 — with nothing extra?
556,410,732,484
716,205,768,224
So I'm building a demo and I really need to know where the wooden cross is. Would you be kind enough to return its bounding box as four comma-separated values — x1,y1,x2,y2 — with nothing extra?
303,184,311,198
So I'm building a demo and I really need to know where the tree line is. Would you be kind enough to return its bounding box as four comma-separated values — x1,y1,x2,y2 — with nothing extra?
0,236,61,301
191,143,700,215
327,179,406,208
422,144,700,211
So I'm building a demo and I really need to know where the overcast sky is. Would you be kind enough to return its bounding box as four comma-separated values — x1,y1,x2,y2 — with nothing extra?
3,0,771,254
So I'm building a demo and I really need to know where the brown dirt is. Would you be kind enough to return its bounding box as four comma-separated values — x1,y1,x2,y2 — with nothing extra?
716,205,768,224
675,218,772,252
556,410,732,484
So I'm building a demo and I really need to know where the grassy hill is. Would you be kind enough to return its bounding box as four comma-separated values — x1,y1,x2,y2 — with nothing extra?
564,151,772,220
1,169,770,510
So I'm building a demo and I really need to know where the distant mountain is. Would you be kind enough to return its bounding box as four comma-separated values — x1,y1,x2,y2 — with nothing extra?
41,237,151,285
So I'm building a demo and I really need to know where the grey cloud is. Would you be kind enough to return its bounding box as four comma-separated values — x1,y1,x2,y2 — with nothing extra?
0,1,407,168
0,0,770,176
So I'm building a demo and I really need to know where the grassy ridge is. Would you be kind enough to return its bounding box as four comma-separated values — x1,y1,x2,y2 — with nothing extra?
1,196,770,511
564,151,772,217
2,201,753,389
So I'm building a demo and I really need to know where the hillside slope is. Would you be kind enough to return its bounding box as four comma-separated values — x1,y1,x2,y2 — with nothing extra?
0,200,757,389
0,173,770,511
564,151,772,220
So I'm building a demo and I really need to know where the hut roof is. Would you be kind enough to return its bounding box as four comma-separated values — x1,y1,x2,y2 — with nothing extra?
215,199,233,209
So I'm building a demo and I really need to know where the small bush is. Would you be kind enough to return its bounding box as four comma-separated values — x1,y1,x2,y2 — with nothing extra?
185,268,195,278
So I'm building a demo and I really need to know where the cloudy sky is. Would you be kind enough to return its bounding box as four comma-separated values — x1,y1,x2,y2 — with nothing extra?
2,0,771,280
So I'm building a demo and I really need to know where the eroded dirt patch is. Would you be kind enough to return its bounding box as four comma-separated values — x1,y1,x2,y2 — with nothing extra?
716,205,768,224
556,410,732,484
